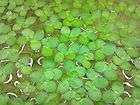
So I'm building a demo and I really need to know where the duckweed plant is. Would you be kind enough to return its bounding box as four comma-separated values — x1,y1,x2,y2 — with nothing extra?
0,0,140,105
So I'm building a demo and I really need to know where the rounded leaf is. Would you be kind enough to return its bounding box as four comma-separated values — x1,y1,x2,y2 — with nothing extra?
22,28,34,39
41,47,53,57
30,40,41,50
94,76,109,89
70,28,81,37
88,87,102,101
61,26,70,35
103,90,118,103
94,62,109,73
112,82,124,95
69,78,83,89
54,52,64,63
57,80,70,93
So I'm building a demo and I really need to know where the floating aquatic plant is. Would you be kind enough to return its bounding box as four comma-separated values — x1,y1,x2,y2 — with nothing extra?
0,0,140,105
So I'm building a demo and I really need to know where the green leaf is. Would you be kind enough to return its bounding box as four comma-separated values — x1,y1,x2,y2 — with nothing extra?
67,70,79,77
44,70,54,80
76,98,93,105
17,36,28,45
20,66,32,75
63,60,76,71
103,90,118,103
81,60,91,69
132,87,140,99
63,90,77,100
0,94,9,105
126,48,139,58
63,18,72,27
103,69,118,81
94,61,109,73
61,26,70,35
134,100,140,105
49,15,59,22
102,43,116,56
70,28,81,37
79,45,90,54
22,28,34,39
44,93,60,105
44,22,54,33
24,17,36,27
57,80,70,93
71,18,82,27
6,31,16,46
84,53,94,61
53,21,62,29
24,102,33,105
110,63,118,70
65,52,76,60
59,35,69,43
120,61,131,71
5,35,16,46
0,7,5,14
95,50,105,60
73,1,81,8
88,87,102,101
122,36,140,47
69,77,83,89
0,49,9,60
40,81,57,92
0,70,6,83
115,48,131,61
75,66,86,77
57,43,68,54
86,69,99,80
134,73,140,87
30,40,41,50
0,23,11,34
2,63,14,75
122,98,134,105
34,30,44,40
111,82,124,95
93,39,105,50
43,37,59,48
71,99,79,105
41,47,53,57
94,76,109,89
9,98,24,105
115,97,123,105
15,0,24,5
0,35,8,44
54,52,64,63
75,87,86,98
16,56,30,68
88,42,96,51
53,68,63,80
81,13,95,25
85,81,95,90
87,30,97,41
42,59,55,69
35,92,48,104
79,34,89,45
134,58,140,69
68,42,80,53
18,82,35,94
15,16,25,25
112,56,123,65
75,55,85,63
30,71,43,83
7,49,19,61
